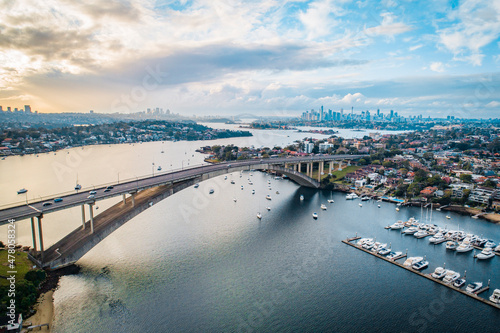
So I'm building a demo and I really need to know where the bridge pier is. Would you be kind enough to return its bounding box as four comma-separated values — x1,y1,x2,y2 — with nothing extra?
88,203,94,234
122,194,126,205
318,162,323,182
131,193,136,207
298,163,302,173
30,217,37,251
37,216,44,259
306,163,310,177
81,204,86,229
329,162,333,174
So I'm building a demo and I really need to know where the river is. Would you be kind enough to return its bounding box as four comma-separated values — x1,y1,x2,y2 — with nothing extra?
1,125,499,332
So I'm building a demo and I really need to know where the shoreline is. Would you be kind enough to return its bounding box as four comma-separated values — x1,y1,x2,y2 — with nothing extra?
25,290,54,332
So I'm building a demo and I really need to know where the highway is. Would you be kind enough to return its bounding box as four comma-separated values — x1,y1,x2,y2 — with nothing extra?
0,154,363,224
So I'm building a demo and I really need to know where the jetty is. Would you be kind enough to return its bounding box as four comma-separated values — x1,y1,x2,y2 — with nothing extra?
342,236,500,310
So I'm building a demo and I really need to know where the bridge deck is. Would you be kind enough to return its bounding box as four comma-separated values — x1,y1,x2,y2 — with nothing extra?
40,184,173,266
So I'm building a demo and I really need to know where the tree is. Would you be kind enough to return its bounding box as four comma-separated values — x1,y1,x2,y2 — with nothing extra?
460,174,473,183
482,179,497,188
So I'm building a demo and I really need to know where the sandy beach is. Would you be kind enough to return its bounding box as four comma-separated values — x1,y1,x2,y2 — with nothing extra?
25,290,54,332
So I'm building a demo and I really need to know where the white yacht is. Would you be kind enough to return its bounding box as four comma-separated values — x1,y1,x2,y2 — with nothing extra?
386,251,403,260
300,195,304,201
327,199,334,203
456,240,473,253
231,180,235,184
389,221,405,230
257,212,262,219
403,257,423,267
359,203,362,207
476,248,495,260
446,241,458,250
431,267,448,279
429,233,445,243
312,212,318,219
357,238,372,246
233,198,237,202
442,271,460,284
209,189,214,194
466,282,483,293
252,190,255,194
266,207,271,211
378,247,391,256
346,193,358,200
403,226,419,235
241,185,244,190
266,195,272,200
489,289,500,304
321,204,327,210
413,230,428,238
372,243,387,253
495,244,500,253
453,278,466,288
362,239,375,250
412,260,429,270
484,240,497,249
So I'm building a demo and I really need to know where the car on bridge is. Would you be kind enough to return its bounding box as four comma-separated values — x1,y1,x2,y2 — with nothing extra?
54,198,63,203
106,186,114,190
89,190,97,195
87,194,95,199
43,202,52,207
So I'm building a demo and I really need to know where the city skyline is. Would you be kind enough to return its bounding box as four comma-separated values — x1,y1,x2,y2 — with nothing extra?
1,1,500,117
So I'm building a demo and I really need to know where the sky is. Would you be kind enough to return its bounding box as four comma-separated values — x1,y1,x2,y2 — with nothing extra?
1,0,500,118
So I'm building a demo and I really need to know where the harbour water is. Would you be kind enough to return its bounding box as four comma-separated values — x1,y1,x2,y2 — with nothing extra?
1,126,499,332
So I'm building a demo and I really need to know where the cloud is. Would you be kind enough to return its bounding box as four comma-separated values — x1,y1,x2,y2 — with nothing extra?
364,12,413,36
299,0,346,39
409,44,423,51
486,101,500,108
437,0,500,65
430,62,445,72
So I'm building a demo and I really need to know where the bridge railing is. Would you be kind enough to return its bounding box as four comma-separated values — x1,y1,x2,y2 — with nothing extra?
0,162,213,210
0,154,363,209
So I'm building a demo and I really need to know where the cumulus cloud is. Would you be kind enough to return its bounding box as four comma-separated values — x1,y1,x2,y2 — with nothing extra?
430,62,445,72
364,12,413,36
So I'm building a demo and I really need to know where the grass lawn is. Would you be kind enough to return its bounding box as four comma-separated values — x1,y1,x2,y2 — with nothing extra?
328,165,361,181
0,249,34,286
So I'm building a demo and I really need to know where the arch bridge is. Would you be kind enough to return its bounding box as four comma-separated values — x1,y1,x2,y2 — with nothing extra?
0,155,363,269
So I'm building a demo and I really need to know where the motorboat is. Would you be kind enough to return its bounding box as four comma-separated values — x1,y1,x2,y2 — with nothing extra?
454,278,466,288
372,243,387,253
359,203,362,207
266,195,272,200
209,189,214,194
276,191,280,195
327,199,334,203
346,193,358,200
431,267,448,279
266,207,271,211
484,240,497,249
403,257,423,267
473,238,487,248
361,196,370,201
446,241,458,250
378,247,391,255
443,270,460,284
252,190,255,194
257,212,262,219
224,176,227,180
446,215,451,219
194,183,199,188
456,240,473,253
17,188,28,194
489,289,500,304
362,239,376,250
248,181,253,185
412,260,429,270
466,282,483,293
312,212,318,219
476,248,495,260
157,166,162,171
320,204,327,210
395,207,400,211
429,233,445,243
389,221,405,230
233,198,237,202
74,184,82,191
413,230,428,238
386,251,403,260
231,180,235,184
357,238,373,247
495,245,500,253
241,185,244,190
300,195,304,201
403,227,419,235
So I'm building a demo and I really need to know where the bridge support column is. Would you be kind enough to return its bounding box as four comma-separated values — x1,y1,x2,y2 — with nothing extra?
88,203,94,234
122,194,126,205
131,193,136,207
30,217,37,251
318,162,323,182
306,163,310,177
298,163,301,173
309,162,313,178
37,216,44,257
81,204,86,229
329,162,333,174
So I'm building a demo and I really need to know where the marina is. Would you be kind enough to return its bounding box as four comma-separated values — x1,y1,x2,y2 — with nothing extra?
342,236,500,310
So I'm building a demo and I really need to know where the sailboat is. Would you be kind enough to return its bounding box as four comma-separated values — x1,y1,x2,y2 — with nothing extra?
327,192,334,203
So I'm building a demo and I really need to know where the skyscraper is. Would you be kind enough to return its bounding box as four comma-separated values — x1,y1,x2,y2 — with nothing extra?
24,105,31,113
